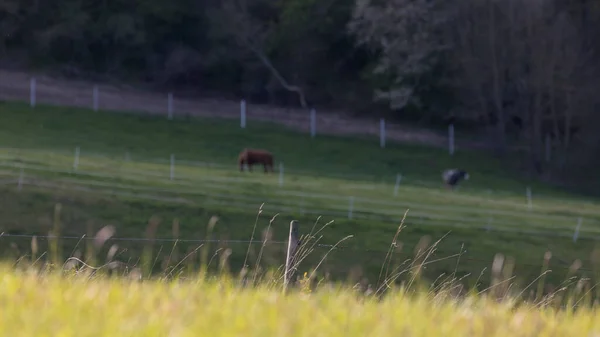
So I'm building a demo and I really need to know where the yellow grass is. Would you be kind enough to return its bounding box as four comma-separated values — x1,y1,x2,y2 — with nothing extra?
1,266,599,336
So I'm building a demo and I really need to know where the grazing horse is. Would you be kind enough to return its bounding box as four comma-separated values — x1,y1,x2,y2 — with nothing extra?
238,148,274,173
442,169,469,189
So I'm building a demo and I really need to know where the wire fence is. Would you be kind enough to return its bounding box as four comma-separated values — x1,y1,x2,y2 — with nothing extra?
1,169,598,243
5,173,592,227
1,143,596,210
0,71,596,281
0,233,312,246
0,69,500,152
0,233,593,272
0,144,423,184
0,146,596,240
0,146,574,204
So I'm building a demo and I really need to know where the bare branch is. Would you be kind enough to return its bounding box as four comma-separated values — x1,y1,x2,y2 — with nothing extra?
213,0,308,108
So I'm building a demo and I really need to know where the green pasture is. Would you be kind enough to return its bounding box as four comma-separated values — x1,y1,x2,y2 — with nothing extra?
0,101,598,288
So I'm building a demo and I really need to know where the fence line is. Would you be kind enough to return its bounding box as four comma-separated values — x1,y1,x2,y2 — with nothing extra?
0,143,579,206
2,164,592,229
0,232,332,247
0,232,593,271
1,69,478,152
0,145,389,183
0,178,595,235
3,144,596,211
0,156,594,226
14,177,374,220
6,176,600,240
0,146,563,204
11,177,465,223
0,148,597,238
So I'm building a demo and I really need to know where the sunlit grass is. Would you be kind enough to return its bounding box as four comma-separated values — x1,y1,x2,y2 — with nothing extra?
0,204,598,336
0,265,599,336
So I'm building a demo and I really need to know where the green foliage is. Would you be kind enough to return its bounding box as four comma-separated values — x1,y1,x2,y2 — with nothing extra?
0,0,370,108
2,0,600,129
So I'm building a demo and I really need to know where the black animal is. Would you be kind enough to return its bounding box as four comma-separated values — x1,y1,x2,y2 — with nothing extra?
442,169,469,189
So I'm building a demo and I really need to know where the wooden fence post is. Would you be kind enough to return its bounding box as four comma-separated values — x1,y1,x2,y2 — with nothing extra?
284,220,300,291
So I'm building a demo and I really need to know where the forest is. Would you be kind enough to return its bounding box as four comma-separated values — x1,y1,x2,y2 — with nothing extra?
1,0,600,186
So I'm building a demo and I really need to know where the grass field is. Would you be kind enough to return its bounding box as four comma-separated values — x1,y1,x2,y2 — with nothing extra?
1,265,599,336
0,101,599,291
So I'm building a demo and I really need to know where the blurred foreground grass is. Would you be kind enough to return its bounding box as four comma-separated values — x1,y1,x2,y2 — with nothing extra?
0,265,598,336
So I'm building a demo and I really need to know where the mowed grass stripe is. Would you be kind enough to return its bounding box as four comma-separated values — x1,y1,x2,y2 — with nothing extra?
0,151,576,214
14,148,600,217
8,178,586,239
0,150,594,227
0,149,597,236
0,145,596,219
0,147,584,211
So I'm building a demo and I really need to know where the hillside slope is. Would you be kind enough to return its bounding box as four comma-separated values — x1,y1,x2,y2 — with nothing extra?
0,102,596,288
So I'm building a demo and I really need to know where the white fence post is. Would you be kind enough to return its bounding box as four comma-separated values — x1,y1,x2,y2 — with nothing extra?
167,93,174,120
526,187,532,210
310,109,316,138
393,173,402,196
545,134,551,162
170,154,175,180
18,168,23,191
449,124,455,155
573,217,582,242
240,100,246,128
348,196,354,219
73,146,80,171
30,78,36,108
486,216,493,232
93,85,99,112
380,119,386,148
279,162,284,187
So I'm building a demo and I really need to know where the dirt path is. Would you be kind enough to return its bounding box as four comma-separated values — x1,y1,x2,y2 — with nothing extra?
0,69,488,150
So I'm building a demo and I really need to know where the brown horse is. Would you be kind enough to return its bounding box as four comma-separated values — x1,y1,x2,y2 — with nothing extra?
238,148,274,173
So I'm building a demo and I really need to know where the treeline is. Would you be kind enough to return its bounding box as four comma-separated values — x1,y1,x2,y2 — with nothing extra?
1,0,600,181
